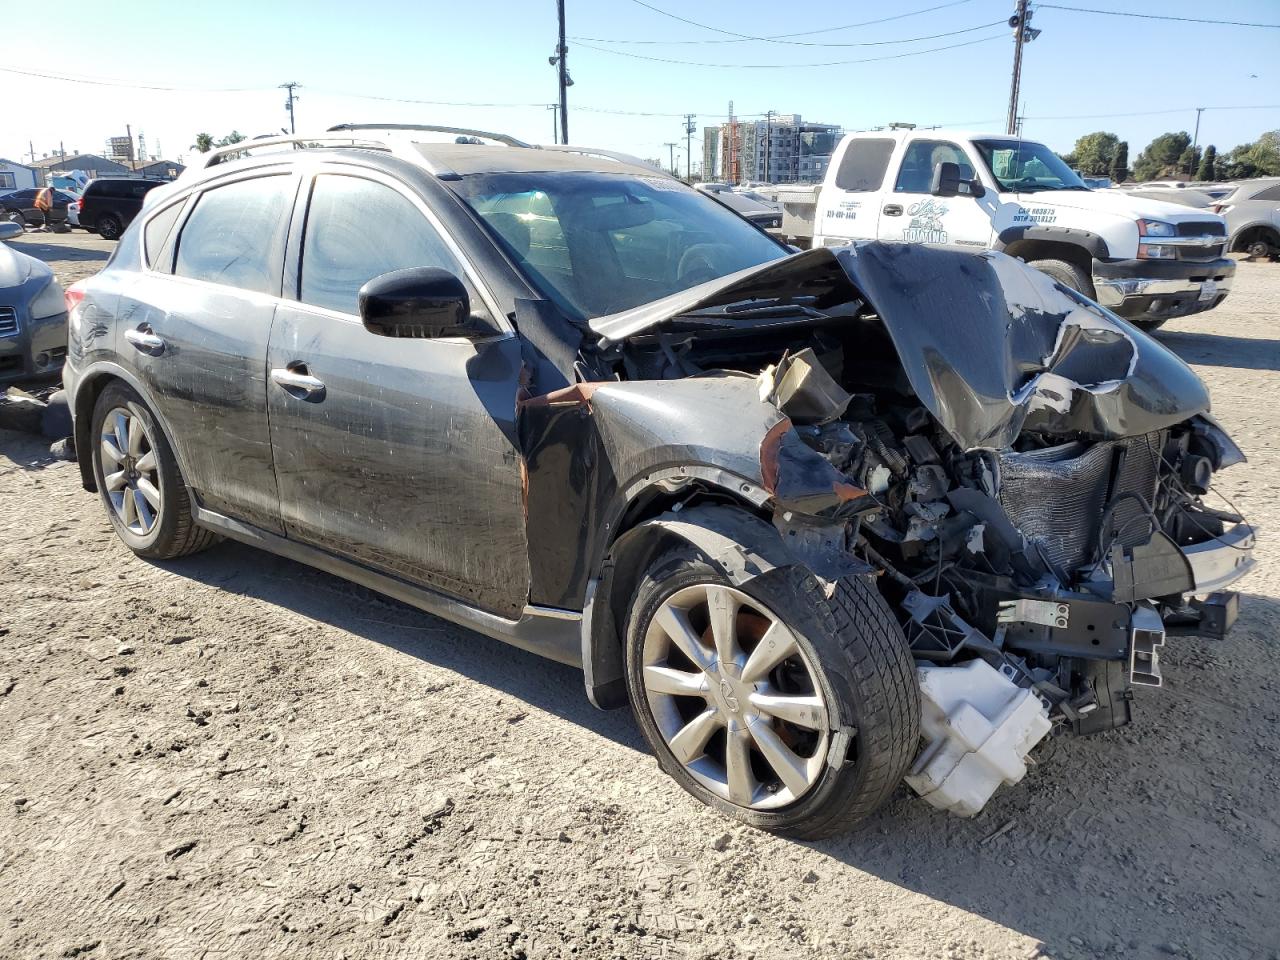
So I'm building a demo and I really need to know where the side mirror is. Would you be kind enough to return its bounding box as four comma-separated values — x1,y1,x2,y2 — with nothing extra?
931,161,986,199
358,267,487,339
0,221,23,241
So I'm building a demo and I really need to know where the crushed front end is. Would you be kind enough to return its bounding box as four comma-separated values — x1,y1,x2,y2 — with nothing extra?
591,242,1257,816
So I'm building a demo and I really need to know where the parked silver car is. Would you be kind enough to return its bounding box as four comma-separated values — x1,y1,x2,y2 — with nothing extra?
1213,178,1280,259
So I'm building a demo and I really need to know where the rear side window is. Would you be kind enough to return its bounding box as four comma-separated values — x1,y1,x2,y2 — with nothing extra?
834,139,894,192
174,175,293,294
299,175,466,315
895,141,972,193
1253,183,1280,202
144,202,184,269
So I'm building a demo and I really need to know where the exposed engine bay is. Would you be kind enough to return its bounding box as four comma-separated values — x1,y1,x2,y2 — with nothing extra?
584,243,1257,815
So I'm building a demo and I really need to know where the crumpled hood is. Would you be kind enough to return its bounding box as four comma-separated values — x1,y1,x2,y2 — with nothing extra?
1009,188,1223,224
0,240,52,290
590,243,1210,450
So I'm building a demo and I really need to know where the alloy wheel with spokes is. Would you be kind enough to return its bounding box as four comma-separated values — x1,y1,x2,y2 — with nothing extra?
641,583,830,811
99,406,162,537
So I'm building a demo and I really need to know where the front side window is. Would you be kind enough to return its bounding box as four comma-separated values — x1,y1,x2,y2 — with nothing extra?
174,175,293,294
973,139,1087,193
895,141,973,193
455,172,787,319
300,175,467,315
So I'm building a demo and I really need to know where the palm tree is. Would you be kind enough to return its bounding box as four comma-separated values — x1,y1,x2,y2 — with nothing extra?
191,133,214,153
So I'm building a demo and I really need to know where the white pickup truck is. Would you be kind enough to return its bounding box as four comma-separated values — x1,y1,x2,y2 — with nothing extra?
774,129,1236,331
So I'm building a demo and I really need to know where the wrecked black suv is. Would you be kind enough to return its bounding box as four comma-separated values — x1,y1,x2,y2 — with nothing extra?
62,126,1256,838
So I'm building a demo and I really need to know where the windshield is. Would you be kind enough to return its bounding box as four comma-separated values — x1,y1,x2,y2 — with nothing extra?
973,139,1088,193
454,171,787,319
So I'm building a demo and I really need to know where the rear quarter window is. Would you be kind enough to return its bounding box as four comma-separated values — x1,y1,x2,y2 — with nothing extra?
144,202,185,270
834,138,895,192
1252,183,1280,202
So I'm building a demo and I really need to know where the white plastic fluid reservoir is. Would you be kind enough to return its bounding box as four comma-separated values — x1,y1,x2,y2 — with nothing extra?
904,659,1052,817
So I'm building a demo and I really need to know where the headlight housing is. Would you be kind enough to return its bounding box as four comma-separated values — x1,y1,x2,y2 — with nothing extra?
29,278,67,320
1137,219,1176,238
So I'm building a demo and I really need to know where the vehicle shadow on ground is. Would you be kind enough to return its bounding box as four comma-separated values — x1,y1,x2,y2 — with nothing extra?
0,427,58,471
158,539,648,751
810,591,1280,958
8,238,111,263
1157,330,1280,372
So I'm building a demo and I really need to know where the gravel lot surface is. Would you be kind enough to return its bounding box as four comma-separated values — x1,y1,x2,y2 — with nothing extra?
2,233,1277,960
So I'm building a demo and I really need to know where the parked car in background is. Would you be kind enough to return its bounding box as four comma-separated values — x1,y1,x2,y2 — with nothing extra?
79,177,168,240
709,189,783,230
66,194,83,229
1211,178,1280,259
0,221,68,383
0,187,77,229
61,127,1254,837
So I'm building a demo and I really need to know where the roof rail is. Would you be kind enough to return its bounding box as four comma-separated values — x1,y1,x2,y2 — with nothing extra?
326,123,532,148
195,134,392,170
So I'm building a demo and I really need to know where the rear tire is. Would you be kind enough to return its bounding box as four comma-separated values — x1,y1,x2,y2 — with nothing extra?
96,213,123,241
624,545,919,839
1030,257,1095,298
90,382,219,560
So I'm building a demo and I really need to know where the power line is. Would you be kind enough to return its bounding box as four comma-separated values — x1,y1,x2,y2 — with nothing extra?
1037,4,1280,28
0,64,260,92
573,19,1003,48
573,32,1006,69
621,0,977,42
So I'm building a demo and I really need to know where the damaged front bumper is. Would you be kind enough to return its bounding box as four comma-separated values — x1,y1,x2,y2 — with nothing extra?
1092,256,1235,321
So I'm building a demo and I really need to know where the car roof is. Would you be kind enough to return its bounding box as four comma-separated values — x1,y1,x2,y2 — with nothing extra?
410,143,663,179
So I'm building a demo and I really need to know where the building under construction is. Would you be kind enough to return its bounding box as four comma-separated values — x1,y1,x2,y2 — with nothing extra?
704,113,842,184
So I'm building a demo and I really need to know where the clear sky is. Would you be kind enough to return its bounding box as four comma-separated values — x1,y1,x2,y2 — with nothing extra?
2,0,1278,172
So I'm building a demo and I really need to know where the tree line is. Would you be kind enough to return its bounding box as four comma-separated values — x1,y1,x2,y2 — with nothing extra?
1061,129,1280,183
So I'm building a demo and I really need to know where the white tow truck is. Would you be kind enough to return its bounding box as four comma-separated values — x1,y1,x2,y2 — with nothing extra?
773,128,1236,331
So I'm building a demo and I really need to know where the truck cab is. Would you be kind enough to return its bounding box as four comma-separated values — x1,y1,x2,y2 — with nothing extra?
812,129,1235,331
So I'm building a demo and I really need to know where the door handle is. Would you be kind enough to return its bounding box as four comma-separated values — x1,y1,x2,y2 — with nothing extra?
882,204,903,216
271,365,326,399
124,326,165,353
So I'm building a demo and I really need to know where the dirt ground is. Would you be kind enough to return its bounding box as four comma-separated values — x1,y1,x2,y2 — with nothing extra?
2,232,1277,960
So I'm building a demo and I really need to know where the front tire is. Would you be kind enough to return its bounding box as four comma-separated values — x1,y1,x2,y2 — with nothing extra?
624,546,919,839
90,382,219,560
1030,257,1095,298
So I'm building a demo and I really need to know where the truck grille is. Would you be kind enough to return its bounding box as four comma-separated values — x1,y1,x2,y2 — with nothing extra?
997,433,1163,574
0,306,17,337
1176,220,1226,262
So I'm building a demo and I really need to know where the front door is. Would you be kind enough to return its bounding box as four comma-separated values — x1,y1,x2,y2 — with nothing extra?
122,172,297,534
266,170,530,617
877,139,994,250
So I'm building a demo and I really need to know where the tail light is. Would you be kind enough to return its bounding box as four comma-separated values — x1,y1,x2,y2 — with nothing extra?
65,281,86,313
1210,203,1231,214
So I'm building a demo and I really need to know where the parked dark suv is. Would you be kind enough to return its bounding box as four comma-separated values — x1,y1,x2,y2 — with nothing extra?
61,127,1255,837
78,177,167,240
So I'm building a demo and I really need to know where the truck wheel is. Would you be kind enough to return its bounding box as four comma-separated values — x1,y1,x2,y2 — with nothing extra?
96,213,123,241
1030,258,1096,298
90,382,220,560
624,545,920,839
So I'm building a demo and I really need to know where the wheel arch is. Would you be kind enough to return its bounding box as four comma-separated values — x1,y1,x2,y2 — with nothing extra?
996,235,1098,274
71,363,192,494
581,491,798,710
1229,222,1280,253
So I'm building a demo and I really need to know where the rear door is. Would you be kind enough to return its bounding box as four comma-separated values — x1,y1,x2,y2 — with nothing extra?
877,138,994,248
816,137,895,244
267,168,530,617
121,170,297,533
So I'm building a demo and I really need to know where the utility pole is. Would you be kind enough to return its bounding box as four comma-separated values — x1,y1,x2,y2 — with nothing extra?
556,0,569,144
126,123,135,171
764,110,776,183
664,142,678,176
684,113,696,180
280,82,301,135
1191,106,1205,156
547,104,560,144
1005,0,1039,136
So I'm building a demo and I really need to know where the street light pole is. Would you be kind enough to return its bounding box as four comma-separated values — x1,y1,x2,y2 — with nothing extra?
665,142,678,176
